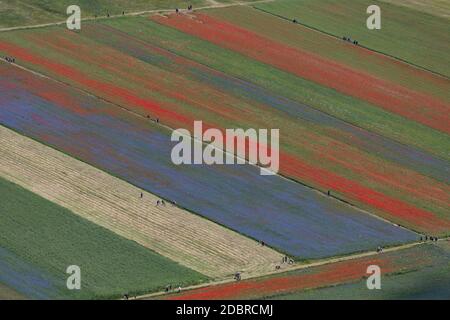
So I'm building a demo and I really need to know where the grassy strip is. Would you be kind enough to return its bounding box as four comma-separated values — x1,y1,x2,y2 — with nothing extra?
255,0,450,77
0,177,208,299
0,0,211,28
206,5,450,101
379,0,450,20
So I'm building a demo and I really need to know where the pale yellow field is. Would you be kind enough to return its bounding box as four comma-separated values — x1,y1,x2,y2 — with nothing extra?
0,126,285,279
380,0,450,19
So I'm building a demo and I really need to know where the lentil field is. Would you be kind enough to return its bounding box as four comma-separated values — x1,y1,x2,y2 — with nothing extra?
0,0,448,300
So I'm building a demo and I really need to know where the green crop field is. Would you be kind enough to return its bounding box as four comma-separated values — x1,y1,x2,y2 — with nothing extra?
0,177,207,299
379,0,450,19
255,0,450,77
206,5,449,101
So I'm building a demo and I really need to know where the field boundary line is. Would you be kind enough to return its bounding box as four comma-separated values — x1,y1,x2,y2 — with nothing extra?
0,59,424,238
252,6,450,80
135,240,442,299
0,0,275,32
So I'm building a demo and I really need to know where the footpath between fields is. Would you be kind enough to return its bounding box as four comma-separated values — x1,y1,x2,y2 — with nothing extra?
0,0,275,32
135,239,450,300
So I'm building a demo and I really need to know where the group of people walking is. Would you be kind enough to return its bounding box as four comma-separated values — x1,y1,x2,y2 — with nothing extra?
156,199,166,207
165,284,182,293
343,36,359,45
139,192,177,208
4,56,15,63
176,4,193,13
421,235,439,242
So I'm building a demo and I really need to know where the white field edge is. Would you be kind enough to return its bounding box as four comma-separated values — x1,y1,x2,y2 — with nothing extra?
0,125,285,279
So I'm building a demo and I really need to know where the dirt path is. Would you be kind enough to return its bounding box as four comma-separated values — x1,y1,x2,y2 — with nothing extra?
137,240,430,299
0,0,275,32
0,125,284,279
205,0,221,5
